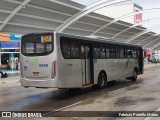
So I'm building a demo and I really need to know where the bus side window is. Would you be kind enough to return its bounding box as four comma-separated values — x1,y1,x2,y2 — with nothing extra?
99,44,106,58
120,46,124,58
130,48,134,58
110,44,116,58
70,39,79,59
94,43,99,59
127,48,133,58
115,45,120,58
132,49,137,58
46,44,52,52
124,46,127,58
137,49,140,58
106,44,110,58
60,37,71,58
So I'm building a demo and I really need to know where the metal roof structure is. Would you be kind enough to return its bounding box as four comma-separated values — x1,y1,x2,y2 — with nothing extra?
0,0,160,50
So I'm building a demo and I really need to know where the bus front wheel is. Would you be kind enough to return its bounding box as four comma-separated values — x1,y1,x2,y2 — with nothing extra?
97,72,107,89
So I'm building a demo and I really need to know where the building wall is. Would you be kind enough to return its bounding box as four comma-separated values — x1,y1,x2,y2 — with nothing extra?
0,33,21,67
134,5,143,25
0,33,21,42
95,1,142,24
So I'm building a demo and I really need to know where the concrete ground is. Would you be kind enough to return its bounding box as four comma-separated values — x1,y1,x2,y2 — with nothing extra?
0,63,160,120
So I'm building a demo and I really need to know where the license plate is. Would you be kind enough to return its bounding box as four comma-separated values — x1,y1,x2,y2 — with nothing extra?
33,72,40,76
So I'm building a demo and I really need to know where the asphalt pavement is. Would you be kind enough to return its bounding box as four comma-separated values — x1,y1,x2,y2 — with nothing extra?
0,63,160,120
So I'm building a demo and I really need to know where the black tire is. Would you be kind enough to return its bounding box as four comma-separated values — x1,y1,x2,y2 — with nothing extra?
132,69,138,81
97,72,107,89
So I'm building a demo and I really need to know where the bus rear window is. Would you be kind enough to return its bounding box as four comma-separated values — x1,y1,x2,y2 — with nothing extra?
26,43,34,53
21,33,53,56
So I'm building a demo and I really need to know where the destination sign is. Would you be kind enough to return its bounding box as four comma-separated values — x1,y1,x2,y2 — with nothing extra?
41,35,51,43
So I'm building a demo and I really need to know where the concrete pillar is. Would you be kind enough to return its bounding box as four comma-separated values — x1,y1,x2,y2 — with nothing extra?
10,49,15,71
0,42,2,66
0,52,1,66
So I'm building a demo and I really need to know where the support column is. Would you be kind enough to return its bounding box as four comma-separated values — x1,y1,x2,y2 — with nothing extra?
158,49,160,62
0,52,1,66
10,49,15,71
0,42,1,66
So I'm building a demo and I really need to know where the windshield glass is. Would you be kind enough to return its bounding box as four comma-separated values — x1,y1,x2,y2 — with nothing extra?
21,33,53,56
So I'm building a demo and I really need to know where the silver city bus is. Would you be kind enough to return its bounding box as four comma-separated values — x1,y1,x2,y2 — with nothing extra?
20,32,143,89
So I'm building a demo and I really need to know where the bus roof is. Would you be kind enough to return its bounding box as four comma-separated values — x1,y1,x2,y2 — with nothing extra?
22,32,142,48
56,32,142,48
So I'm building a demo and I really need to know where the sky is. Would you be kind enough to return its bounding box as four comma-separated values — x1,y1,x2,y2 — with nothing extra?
71,0,160,33
132,0,160,32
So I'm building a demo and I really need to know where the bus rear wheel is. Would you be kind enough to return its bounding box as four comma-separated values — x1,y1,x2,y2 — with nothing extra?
132,69,138,81
97,72,107,89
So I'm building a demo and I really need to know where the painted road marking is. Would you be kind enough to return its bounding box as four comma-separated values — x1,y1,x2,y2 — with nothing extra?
43,101,83,116
54,101,83,112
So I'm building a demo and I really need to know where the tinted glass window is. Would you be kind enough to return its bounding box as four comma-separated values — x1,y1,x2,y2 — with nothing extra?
119,46,124,58
115,45,120,58
81,45,85,59
60,37,71,58
130,48,134,58
71,40,79,58
124,46,127,58
25,43,34,53
60,37,80,59
132,49,137,58
46,44,52,52
99,44,106,58
36,43,45,53
110,45,116,58
106,44,110,58
85,46,90,59
94,43,99,58
127,48,133,58
21,33,53,56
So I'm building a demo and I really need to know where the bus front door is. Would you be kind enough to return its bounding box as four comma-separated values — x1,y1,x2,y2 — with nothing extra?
81,44,93,86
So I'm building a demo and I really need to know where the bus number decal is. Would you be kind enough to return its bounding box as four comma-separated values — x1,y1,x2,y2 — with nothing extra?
39,64,48,67
67,63,73,67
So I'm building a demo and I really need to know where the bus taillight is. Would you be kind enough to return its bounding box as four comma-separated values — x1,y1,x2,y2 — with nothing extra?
52,61,56,78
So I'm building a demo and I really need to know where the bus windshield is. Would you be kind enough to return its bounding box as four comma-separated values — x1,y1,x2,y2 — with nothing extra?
21,33,53,56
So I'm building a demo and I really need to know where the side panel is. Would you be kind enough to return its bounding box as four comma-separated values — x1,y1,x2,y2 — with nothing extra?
93,59,137,84
56,34,82,88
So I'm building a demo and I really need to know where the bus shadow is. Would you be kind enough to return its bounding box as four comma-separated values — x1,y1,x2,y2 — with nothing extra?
52,78,141,100
20,79,142,111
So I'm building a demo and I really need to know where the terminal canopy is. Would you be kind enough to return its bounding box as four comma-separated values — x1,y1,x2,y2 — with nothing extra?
0,0,159,50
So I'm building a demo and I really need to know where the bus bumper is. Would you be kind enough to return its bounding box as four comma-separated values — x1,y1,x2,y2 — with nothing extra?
21,77,52,88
